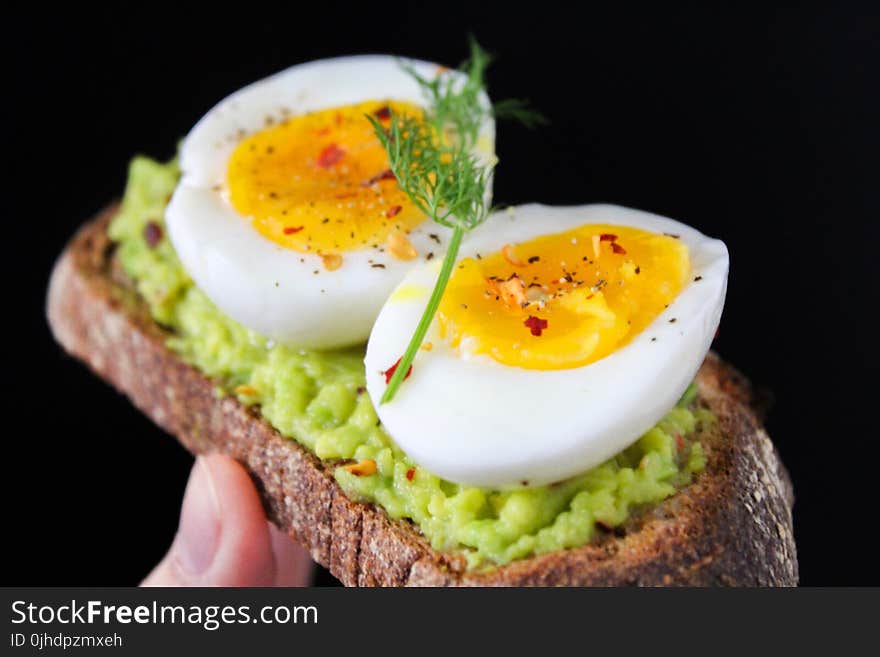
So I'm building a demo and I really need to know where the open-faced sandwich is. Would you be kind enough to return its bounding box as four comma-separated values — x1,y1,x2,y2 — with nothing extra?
47,42,797,586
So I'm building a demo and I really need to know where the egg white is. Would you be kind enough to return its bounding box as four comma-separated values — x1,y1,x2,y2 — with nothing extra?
166,56,495,349
364,204,729,488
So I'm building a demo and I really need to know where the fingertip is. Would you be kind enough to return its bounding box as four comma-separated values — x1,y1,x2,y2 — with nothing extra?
197,454,276,586
269,524,314,587
142,454,276,587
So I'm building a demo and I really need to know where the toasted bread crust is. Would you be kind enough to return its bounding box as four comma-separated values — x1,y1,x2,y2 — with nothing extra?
47,207,797,586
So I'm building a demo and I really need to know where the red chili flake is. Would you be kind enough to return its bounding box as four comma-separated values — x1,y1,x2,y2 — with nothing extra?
524,315,549,336
374,105,392,120
384,357,413,385
600,233,618,242
361,169,396,186
675,434,685,451
405,467,416,482
144,221,163,248
611,242,627,255
335,113,343,125
344,459,376,477
283,226,304,235
317,143,345,168
385,205,402,218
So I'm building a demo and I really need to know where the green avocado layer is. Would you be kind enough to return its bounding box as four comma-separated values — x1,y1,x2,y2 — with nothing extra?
110,156,710,568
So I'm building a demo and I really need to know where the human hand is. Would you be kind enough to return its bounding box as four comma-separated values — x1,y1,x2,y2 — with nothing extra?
142,454,314,586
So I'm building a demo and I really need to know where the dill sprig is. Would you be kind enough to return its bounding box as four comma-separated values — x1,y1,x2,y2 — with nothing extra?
369,38,541,404
370,114,492,231
398,37,491,148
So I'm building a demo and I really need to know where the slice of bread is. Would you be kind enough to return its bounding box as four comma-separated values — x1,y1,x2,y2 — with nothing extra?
47,207,798,586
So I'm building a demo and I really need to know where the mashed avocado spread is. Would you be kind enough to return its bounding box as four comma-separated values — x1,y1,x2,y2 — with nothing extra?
110,156,710,568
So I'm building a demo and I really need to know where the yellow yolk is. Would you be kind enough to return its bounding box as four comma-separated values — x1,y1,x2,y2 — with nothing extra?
227,100,423,254
437,224,691,370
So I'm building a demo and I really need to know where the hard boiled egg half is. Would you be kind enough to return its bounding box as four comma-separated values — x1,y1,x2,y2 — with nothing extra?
166,57,495,348
365,204,728,488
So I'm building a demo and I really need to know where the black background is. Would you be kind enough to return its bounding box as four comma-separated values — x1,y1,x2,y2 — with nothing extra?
4,3,878,585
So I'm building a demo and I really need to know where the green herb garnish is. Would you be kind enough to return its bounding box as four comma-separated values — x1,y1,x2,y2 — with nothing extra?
369,38,542,404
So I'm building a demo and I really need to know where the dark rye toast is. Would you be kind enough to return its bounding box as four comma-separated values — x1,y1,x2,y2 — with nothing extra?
47,206,798,586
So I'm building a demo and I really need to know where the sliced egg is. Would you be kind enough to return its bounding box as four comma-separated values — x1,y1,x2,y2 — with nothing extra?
166,57,495,349
364,204,728,488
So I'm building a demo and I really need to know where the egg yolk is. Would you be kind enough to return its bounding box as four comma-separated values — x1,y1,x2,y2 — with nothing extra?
437,224,690,370
227,100,424,254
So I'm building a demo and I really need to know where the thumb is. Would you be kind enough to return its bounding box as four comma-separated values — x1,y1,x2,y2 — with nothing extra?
141,454,312,586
